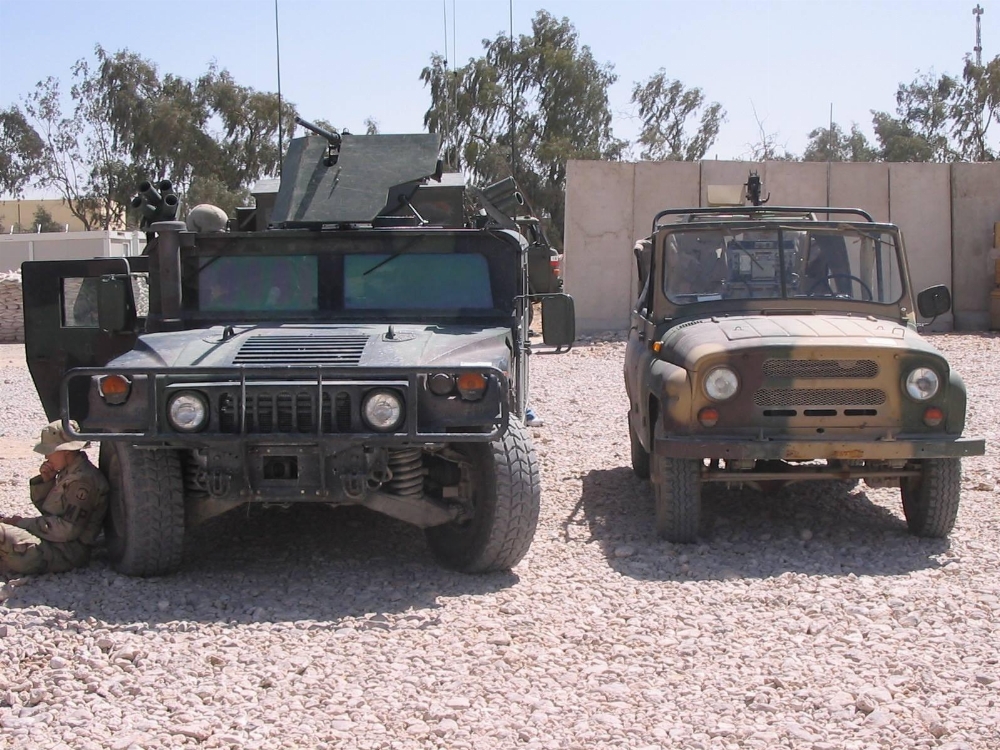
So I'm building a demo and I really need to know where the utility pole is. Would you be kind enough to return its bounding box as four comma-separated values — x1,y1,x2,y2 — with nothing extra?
973,4,984,66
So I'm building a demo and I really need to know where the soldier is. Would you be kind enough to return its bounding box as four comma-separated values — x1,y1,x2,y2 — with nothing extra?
0,420,109,576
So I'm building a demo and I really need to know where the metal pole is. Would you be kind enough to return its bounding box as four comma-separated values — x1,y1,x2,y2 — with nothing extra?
275,0,284,177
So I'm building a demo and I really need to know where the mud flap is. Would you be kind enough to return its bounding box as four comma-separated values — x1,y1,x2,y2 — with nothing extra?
22,257,146,421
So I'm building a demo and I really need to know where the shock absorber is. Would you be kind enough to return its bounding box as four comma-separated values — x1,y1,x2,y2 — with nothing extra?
385,448,424,497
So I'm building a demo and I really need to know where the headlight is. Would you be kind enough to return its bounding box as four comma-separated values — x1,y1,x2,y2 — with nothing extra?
362,389,404,431
905,367,939,401
704,366,739,402
167,391,208,432
427,373,455,396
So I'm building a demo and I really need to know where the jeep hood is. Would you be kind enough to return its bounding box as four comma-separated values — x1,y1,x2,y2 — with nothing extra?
109,324,512,371
660,314,942,371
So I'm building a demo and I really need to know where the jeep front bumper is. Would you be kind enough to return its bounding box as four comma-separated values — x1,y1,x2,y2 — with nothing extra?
655,436,986,461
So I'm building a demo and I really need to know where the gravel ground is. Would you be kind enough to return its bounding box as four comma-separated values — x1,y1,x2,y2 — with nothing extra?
1,334,998,750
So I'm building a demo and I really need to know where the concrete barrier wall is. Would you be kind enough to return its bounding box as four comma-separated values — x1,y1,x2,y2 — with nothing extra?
0,231,143,274
564,160,999,333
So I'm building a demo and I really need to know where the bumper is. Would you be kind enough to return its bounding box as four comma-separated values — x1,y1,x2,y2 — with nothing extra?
61,364,509,443
655,436,986,461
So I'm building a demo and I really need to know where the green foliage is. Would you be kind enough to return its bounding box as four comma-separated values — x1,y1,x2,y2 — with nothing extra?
869,56,998,162
422,10,624,245
802,123,877,162
31,205,63,233
0,107,45,197
15,45,296,230
631,71,725,161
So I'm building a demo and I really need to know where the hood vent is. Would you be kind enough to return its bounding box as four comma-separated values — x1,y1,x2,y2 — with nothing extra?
233,335,369,366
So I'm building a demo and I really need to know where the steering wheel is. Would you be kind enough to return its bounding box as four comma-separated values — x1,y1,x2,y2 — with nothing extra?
807,274,873,301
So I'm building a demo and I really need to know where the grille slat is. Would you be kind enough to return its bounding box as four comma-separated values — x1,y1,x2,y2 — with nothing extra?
233,335,369,366
753,388,887,407
216,391,354,434
763,359,879,379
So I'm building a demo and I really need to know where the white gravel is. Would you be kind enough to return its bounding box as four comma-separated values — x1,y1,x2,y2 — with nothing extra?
1,334,999,750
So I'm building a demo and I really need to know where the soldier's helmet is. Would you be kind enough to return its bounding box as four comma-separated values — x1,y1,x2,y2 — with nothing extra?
34,420,88,455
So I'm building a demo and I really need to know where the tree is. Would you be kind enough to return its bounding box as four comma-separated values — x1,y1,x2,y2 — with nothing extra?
0,107,44,197
15,45,297,229
422,10,625,246
870,70,957,162
631,71,724,161
802,122,877,162
31,205,63,233
950,56,999,161
743,103,796,161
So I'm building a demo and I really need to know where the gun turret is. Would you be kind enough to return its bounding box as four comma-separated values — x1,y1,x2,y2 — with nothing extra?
131,179,179,227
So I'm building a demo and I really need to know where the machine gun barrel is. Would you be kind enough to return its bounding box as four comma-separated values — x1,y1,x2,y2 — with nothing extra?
295,116,342,147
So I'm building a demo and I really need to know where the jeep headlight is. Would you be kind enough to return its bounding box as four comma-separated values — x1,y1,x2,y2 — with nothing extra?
704,366,740,402
167,391,208,432
905,367,939,401
362,389,404,432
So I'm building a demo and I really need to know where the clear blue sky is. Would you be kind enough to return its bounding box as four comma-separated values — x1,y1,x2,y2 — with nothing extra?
0,0,997,184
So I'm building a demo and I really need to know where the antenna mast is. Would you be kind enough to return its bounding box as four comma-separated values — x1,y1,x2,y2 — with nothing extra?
275,0,283,177
974,4,984,66
509,0,516,176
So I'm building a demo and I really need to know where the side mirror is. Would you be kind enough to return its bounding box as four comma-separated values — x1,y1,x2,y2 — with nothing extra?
541,293,576,348
98,275,136,333
916,285,951,318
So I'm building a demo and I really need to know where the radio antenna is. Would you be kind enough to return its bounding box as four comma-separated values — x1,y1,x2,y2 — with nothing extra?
509,0,516,176
275,0,284,177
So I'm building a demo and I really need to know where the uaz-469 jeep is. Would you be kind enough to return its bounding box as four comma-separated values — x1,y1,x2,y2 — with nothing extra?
625,185,985,543
22,122,575,576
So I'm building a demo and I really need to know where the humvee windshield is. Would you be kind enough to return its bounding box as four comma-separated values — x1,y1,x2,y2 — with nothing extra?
663,224,903,305
182,234,514,318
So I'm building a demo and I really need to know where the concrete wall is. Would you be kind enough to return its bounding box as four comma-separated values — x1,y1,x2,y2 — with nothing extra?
951,163,1000,330
564,160,999,333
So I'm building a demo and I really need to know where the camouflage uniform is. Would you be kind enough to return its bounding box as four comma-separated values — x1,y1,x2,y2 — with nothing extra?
0,423,109,575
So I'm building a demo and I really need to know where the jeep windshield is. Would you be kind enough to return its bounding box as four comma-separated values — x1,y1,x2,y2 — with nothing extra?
181,232,516,320
662,224,904,305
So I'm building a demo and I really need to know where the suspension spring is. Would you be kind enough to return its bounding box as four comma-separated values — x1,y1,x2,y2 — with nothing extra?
385,448,424,497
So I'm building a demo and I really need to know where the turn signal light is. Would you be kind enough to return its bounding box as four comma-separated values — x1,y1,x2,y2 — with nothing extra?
652,341,662,353
457,373,488,401
923,406,944,427
99,374,131,405
698,406,720,427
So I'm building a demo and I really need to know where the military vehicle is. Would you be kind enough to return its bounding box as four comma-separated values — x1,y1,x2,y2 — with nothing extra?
21,119,576,576
624,174,985,542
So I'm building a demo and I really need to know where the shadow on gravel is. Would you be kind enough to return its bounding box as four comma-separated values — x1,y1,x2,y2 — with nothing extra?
3,505,518,625
573,467,949,582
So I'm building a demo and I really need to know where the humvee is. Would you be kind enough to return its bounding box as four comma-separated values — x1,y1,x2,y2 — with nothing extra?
21,121,575,576
625,180,985,542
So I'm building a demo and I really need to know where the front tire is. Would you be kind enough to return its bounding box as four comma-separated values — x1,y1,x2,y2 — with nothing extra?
425,422,540,573
100,442,186,576
651,455,701,543
900,458,961,538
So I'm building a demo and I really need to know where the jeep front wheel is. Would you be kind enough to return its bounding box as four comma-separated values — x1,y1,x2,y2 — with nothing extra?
900,458,961,538
100,442,186,576
651,455,701,543
425,422,541,573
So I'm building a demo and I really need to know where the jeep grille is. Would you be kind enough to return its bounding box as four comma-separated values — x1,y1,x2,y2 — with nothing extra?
753,388,887,407
762,359,878,379
233,335,369,366
218,391,353,433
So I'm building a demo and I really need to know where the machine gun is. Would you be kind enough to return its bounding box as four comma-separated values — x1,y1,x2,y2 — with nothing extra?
745,171,770,206
295,116,342,166
131,180,179,229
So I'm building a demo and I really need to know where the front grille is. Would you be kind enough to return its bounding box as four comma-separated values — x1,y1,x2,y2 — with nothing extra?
753,388,887,407
762,359,879,379
233,335,369,366
218,391,352,433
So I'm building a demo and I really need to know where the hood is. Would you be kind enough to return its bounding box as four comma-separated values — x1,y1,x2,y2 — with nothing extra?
660,314,940,371
110,323,512,371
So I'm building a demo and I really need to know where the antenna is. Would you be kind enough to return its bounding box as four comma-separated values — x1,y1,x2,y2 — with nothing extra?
509,0,516,176
973,4,984,66
275,0,283,177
